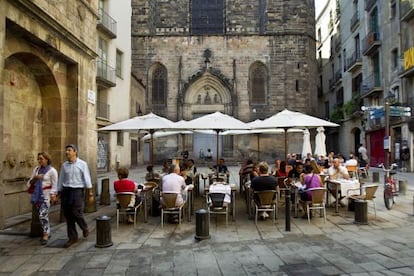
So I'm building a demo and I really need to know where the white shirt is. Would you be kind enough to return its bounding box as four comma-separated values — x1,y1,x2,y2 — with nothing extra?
162,173,186,206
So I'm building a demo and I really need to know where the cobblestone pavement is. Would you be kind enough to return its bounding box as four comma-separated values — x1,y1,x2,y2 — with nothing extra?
1,166,414,275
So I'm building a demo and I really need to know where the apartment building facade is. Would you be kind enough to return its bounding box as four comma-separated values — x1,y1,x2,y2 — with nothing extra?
317,0,414,170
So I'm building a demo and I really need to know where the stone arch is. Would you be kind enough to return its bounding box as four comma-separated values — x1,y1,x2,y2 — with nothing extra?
182,72,233,119
2,52,62,180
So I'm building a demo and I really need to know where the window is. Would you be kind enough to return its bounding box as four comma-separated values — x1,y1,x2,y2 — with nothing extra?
390,1,396,20
152,65,167,105
249,62,267,104
116,49,123,78
98,37,107,61
191,0,224,35
117,131,124,146
391,48,398,70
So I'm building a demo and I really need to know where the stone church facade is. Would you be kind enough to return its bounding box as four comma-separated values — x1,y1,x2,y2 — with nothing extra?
131,0,317,162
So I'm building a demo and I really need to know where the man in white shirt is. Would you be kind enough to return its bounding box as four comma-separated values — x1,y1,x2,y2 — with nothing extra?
328,158,350,207
162,165,187,207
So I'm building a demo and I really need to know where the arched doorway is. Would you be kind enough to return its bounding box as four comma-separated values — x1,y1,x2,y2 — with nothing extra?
353,128,361,154
2,53,62,218
183,72,233,161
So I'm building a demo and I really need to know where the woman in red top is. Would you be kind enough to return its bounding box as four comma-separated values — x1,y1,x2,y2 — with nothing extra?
114,167,139,223
275,161,288,177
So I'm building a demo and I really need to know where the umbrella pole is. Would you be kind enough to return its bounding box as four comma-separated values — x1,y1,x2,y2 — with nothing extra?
284,128,288,164
257,134,260,161
215,129,220,178
150,130,155,165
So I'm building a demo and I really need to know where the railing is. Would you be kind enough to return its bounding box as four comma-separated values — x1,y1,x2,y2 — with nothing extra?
361,73,382,96
96,101,110,119
334,70,342,83
362,31,381,55
365,0,377,11
400,0,414,21
97,59,116,85
350,11,359,31
346,50,362,71
97,8,117,38
334,34,341,52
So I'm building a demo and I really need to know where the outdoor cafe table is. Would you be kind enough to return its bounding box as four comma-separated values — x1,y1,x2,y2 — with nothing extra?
204,184,237,221
325,178,360,212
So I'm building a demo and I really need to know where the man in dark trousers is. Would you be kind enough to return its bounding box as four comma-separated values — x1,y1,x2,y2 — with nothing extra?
58,144,93,248
251,162,278,219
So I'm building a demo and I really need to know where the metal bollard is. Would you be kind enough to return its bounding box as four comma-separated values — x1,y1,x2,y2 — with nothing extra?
354,200,368,225
100,177,110,205
95,215,113,248
195,209,210,240
285,188,291,231
372,172,379,183
398,180,407,195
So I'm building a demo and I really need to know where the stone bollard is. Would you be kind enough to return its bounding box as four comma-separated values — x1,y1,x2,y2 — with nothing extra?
195,209,210,240
95,216,113,248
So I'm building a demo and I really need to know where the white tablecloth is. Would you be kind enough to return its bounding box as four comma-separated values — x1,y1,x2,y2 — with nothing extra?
329,179,360,196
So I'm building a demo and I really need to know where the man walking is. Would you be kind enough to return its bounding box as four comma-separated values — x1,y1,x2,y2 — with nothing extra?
58,144,93,248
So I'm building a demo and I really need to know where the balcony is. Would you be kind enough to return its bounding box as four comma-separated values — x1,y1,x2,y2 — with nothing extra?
362,32,381,56
350,11,360,32
334,34,341,52
96,100,110,120
334,70,342,85
96,59,116,88
97,8,117,39
328,19,334,34
329,78,335,91
361,73,383,97
346,51,362,73
400,0,414,21
365,0,377,11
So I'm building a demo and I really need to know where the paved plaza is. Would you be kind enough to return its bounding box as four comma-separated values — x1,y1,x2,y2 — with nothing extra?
1,166,414,275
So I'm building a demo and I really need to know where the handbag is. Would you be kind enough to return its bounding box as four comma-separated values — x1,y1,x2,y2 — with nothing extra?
28,182,35,194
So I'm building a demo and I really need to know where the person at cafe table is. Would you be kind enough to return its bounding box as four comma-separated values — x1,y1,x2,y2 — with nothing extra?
327,158,350,207
298,164,322,219
250,162,278,220
213,158,230,177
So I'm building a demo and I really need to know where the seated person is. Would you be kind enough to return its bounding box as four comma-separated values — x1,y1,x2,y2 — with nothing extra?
186,159,197,179
275,161,288,178
161,165,188,207
327,158,350,207
270,159,281,175
287,163,305,184
208,182,231,207
250,162,278,219
180,166,192,185
298,164,322,219
239,159,256,182
114,167,140,224
213,158,230,180
161,160,171,175
345,153,358,166
145,164,161,182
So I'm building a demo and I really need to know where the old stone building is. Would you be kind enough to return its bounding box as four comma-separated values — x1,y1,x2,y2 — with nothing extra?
131,0,318,163
0,0,98,228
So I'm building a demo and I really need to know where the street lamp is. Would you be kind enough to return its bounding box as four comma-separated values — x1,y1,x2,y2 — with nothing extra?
384,91,396,168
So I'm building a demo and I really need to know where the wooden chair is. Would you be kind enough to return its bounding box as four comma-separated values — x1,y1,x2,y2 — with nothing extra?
276,177,288,207
143,181,158,216
116,192,142,230
305,187,326,224
253,190,278,225
348,184,378,218
206,192,229,227
160,193,185,228
358,165,369,178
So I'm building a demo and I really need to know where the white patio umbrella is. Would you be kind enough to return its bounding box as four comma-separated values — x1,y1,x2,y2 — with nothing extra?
184,111,250,165
314,126,327,157
223,120,303,160
301,128,312,160
98,112,177,165
253,109,339,162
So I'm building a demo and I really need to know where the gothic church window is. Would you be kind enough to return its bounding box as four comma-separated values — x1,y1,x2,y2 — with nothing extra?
191,0,224,35
249,62,267,104
151,65,167,105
